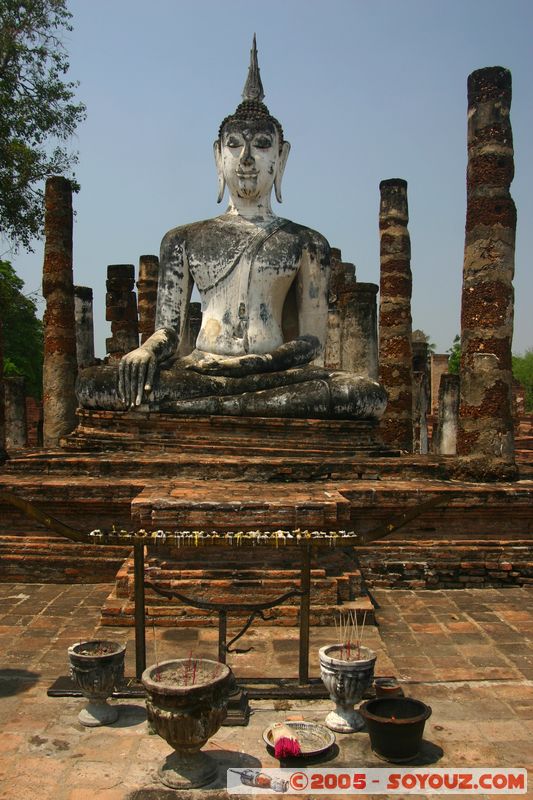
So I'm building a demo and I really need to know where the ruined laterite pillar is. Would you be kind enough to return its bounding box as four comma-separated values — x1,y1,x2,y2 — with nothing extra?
349,283,379,380
179,302,203,356
74,286,95,369
434,373,460,455
137,255,159,344
412,340,430,454
42,176,77,446
325,250,379,379
324,248,344,370
430,353,450,415
4,376,27,449
105,265,139,360
379,179,413,451
457,67,516,463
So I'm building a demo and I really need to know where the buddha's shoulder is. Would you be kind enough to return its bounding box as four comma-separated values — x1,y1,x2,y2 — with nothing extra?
160,218,218,249
281,220,330,253
160,216,330,255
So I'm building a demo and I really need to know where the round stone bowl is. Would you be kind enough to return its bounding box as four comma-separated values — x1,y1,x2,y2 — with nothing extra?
142,658,233,790
319,644,377,733
359,697,432,762
374,677,403,698
68,640,126,727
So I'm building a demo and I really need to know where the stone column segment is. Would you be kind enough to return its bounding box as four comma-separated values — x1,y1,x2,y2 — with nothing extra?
42,176,77,446
179,302,203,356
4,376,27,449
434,373,460,455
412,340,430,454
348,283,379,380
430,354,450,414
25,397,43,447
74,286,95,369
105,264,139,360
324,248,344,370
137,255,159,344
378,178,414,451
325,252,378,380
457,67,516,460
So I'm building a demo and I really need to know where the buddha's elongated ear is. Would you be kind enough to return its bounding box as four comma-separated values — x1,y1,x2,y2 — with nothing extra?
274,140,291,203
213,140,226,203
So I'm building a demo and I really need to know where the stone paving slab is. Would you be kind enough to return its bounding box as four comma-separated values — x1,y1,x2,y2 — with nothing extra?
0,584,532,799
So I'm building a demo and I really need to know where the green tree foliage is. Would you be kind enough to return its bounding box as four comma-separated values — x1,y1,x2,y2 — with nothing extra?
512,350,533,412
0,260,43,397
447,335,461,374
0,0,85,250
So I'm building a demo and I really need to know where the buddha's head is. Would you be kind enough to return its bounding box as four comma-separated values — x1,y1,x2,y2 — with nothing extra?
214,36,290,205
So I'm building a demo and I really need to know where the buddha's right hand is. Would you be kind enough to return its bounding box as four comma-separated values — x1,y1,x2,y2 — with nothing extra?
183,335,321,377
118,347,157,408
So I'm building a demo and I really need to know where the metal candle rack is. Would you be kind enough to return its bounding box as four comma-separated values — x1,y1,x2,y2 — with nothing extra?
0,488,450,697
92,528,366,685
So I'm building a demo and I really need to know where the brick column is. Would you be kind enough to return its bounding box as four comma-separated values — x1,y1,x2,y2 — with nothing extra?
4,377,27,449
42,176,77,446
457,67,516,464
74,286,95,369
137,255,159,344
105,265,139,360
379,179,413,451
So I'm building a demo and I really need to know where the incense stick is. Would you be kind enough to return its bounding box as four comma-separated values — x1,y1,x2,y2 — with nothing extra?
336,608,368,660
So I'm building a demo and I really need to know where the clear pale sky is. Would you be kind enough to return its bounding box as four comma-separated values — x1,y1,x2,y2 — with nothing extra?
8,0,533,358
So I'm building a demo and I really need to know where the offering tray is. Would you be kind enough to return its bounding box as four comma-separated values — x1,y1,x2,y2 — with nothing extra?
262,721,335,758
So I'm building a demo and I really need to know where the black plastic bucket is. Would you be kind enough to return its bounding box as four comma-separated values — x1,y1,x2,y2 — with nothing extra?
360,697,432,762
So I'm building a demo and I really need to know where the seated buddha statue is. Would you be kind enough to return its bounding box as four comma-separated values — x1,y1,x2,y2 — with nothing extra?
76,38,387,420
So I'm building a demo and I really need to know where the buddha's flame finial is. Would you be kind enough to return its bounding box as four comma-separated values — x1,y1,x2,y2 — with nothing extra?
242,34,265,102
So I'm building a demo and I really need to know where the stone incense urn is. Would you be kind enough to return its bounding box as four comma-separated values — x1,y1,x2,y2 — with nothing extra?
68,640,126,726
319,644,377,733
142,658,233,790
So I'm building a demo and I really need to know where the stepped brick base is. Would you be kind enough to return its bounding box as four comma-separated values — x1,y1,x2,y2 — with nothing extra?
1,411,532,626
63,409,393,457
131,481,352,531
128,478,532,540
101,546,371,627
0,534,131,583
0,475,137,584
359,536,533,589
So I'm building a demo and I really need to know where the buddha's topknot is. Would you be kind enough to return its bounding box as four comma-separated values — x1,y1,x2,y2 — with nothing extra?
218,36,285,148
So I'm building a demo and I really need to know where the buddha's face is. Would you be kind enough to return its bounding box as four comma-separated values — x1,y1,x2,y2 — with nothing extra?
219,121,280,201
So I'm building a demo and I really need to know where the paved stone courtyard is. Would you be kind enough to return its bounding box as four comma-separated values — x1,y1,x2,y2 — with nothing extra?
0,584,532,799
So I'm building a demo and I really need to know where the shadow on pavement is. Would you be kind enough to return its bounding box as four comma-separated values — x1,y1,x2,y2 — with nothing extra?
112,702,148,728
126,748,262,798
0,667,40,696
